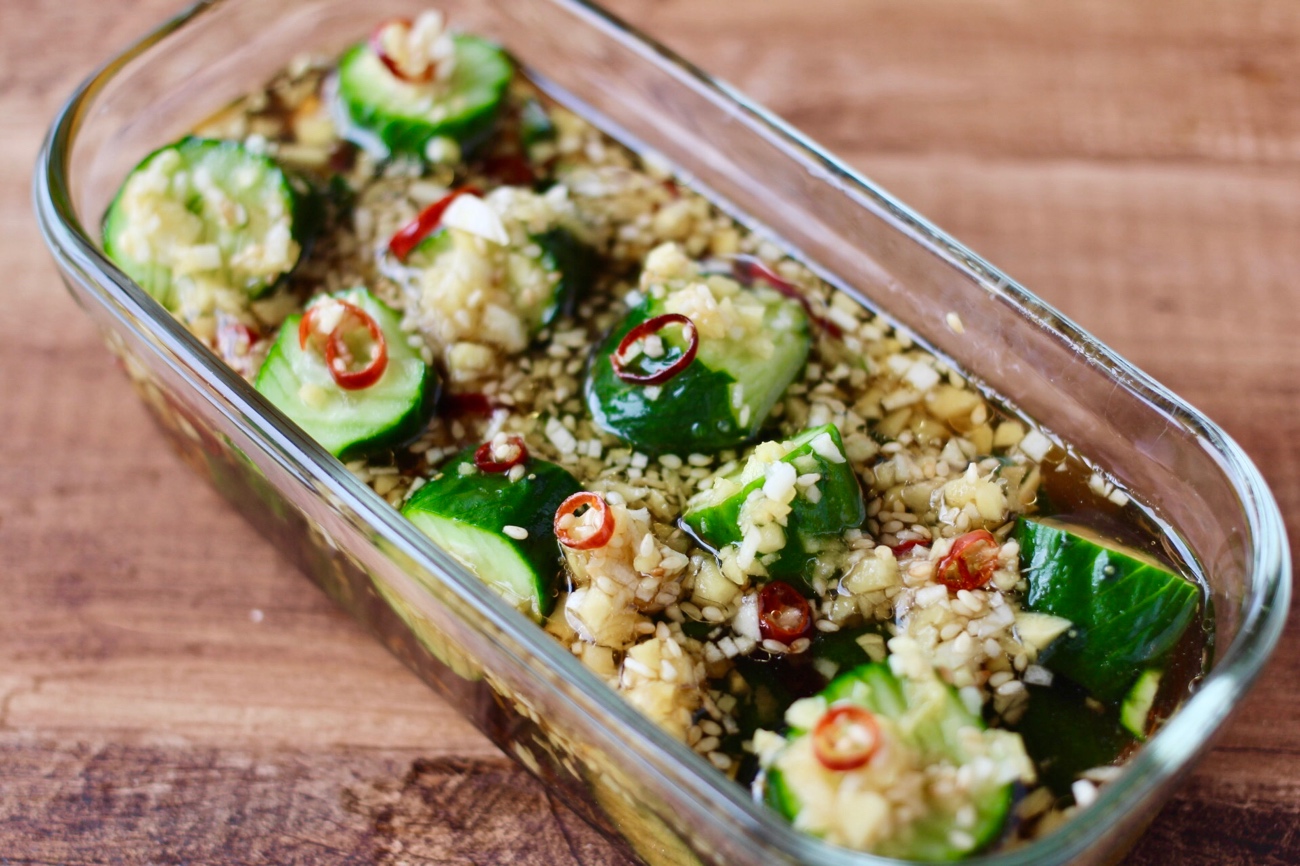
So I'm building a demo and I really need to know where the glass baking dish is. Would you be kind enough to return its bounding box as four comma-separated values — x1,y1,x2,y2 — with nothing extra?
34,0,1290,863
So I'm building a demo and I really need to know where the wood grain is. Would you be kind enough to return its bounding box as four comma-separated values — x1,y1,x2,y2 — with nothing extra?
3,0,1298,863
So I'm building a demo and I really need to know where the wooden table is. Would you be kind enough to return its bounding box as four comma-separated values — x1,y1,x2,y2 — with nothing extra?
5,0,1297,862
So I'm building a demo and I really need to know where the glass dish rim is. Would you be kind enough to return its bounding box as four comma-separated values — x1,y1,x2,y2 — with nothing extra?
33,0,1291,863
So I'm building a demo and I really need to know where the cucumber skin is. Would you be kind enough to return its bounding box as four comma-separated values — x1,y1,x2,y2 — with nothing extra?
1016,518,1199,702
336,35,512,157
1009,682,1133,797
682,424,865,581
402,449,581,619
767,663,1011,860
586,303,745,454
102,137,313,309
532,228,598,327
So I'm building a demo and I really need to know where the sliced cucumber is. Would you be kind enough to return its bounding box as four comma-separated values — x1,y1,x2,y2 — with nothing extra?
765,662,1021,859
401,447,581,620
409,224,595,335
1016,517,1200,702
1121,669,1162,740
336,34,512,157
519,96,556,150
1008,681,1134,797
683,424,864,581
254,287,436,460
103,137,312,316
585,275,810,454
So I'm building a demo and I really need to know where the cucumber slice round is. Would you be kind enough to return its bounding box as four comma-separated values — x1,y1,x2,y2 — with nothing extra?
683,424,864,582
401,448,581,620
765,663,1018,859
409,224,595,335
103,137,312,315
336,34,512,157
1016,517,1200,702
253,287,436,460
585,281,810,454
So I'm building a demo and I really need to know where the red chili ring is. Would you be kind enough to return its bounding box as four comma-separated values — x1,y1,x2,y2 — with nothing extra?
704,254,843,338
554,492,615,551
387,186,482,262
299,298,365,352
611,313,699,385
369,18,436,84
325,306,388,390
812,705,881,772
757,580,813,646
299,298,367,353
934,529,999,592
474,435,529,473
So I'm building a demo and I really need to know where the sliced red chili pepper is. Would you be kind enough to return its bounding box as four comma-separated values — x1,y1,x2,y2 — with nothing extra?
326,308,388,391
554,492,615,551
757,581,813,646
611,313,699,385
890,539,930,559
474,435,529,473
387,186,482,262
299,299,389,390
812,705,881,771
707,254,843,338
934,529,1000,592
370,18,436,84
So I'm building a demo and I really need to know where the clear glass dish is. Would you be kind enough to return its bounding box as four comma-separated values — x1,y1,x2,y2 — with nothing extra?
33,1,1290,863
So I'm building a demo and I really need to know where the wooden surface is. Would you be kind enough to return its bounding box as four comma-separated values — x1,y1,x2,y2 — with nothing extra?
4,0,1299,862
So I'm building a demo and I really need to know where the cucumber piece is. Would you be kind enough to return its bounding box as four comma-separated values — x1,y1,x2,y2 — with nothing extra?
1016,517,1199,702
529,227,598,325
765,663,1020,859
1121,669,1162,740
683,425,864,580
402,448,581,620
336,34,512,157
1008,681,1134,797
809,623,888,674
585,279,810,454
409,224,595,335
519,96,556,150
254,287,436,460
103,137,311,315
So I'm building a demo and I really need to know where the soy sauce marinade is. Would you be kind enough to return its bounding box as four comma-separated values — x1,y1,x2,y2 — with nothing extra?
103,13,1209,857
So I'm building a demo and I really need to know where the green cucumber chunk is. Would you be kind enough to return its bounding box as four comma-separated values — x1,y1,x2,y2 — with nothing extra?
1016,517,1199,702
401,448,581,620
1007,681,1134,797
409,224,595,334
585,282,810,454
683,424,864,580
336,34,512,156
254,287,436,460
519,97,556,150
766,663,1017,860
1121,669,1162,740
103,137,311,314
